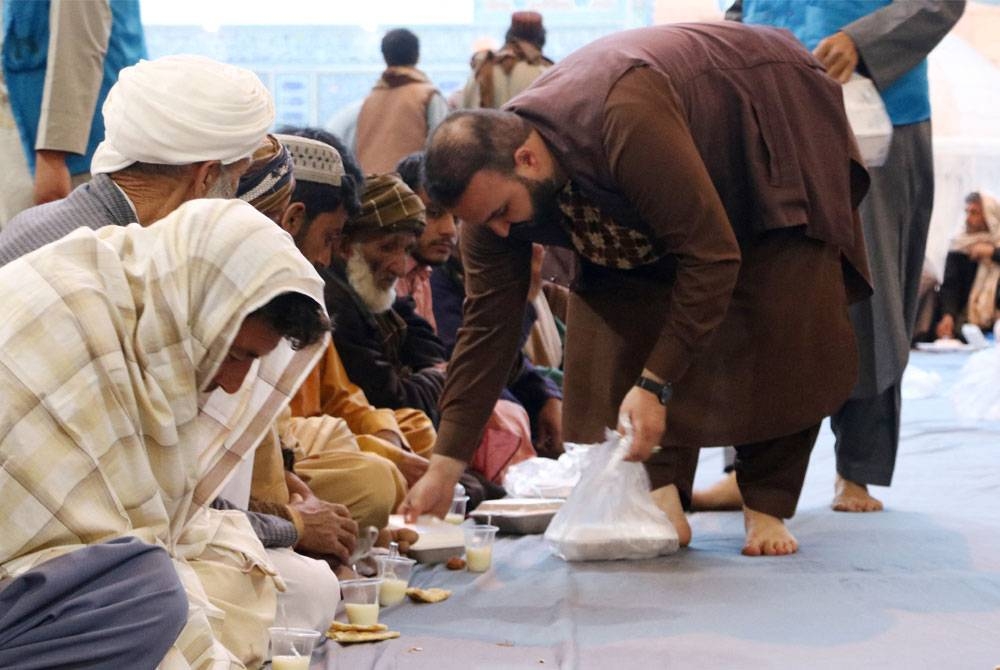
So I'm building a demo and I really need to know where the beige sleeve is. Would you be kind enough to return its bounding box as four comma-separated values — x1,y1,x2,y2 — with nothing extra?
35,0,111,154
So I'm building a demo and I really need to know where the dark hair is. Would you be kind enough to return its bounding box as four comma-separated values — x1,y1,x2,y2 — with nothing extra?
966,192,982,206
276,125,363,217
394,151,425,193
381,28,419,67
251,292,329,350
506,11,546,49
505,25,546,49
424,110,531,207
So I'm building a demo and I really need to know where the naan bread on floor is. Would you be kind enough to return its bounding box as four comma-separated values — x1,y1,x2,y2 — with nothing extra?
405,587,452,603
330,630,401,644
327,620,388,634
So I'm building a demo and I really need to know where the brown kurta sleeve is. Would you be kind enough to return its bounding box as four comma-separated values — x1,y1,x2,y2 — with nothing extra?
434,226,534,461
601,66,741,384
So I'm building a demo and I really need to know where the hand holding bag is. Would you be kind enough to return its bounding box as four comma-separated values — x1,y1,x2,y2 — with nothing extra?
544,429,679,561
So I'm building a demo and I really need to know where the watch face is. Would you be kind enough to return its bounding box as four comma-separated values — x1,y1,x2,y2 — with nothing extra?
637,377,671,405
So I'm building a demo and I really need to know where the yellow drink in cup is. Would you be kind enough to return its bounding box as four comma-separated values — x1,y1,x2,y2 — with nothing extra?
376,552,416,606
446,495,469,524
271,656,310,670
344,602,380,625
379,577,408,606
268,627,318,669
463,524,499,573
341,577,382,625
465,545,493,572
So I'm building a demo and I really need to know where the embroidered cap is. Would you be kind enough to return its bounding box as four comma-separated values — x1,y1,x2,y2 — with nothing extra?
237,134,294,210
275,133,344,187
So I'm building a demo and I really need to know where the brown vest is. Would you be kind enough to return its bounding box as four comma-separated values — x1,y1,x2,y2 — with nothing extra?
356,67,438,174
506,22,871,295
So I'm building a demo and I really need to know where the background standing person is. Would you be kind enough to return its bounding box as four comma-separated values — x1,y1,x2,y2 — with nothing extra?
354,28,448,174
461,10,553,109
1,0,146,221
714,0,966,513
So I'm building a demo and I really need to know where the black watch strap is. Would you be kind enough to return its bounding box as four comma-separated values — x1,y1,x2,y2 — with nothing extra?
635,376,672,405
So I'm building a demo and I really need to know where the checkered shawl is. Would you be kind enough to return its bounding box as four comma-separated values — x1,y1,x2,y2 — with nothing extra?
0,198,327,578
557,180,667,269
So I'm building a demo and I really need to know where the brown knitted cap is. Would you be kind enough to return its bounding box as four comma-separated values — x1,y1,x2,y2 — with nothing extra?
345,173,426,237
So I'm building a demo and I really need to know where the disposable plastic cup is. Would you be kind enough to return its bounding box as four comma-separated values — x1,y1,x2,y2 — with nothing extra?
463,523,499,572
268,627,319,670
376,555,416,606
445,495,470,524
340,577,382,625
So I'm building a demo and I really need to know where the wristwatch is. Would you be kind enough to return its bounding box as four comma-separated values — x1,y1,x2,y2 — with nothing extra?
635,376,672,405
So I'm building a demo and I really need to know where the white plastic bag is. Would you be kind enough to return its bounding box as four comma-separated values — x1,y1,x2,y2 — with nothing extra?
901,364,942,400
951,347,1000,420
502,443,591,498
842,73,892,167
544,430,679,561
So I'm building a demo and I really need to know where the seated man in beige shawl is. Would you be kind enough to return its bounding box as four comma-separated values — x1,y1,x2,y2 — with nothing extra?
0,199,329,668
935,191,1000,340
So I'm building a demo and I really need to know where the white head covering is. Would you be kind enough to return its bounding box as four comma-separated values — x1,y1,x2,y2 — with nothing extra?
950,192,1000,252
274,133,344,186
91,54,275,174
0,198,327,575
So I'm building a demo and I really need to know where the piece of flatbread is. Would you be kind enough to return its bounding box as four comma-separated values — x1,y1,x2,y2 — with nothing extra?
327,620,388,634
405,587,452,603
330,630,400,644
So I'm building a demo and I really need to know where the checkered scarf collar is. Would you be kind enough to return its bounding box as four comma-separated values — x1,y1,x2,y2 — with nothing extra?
556,180,666,269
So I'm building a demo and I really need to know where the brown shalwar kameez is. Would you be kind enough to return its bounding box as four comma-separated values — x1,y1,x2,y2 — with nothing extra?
433,23,871,520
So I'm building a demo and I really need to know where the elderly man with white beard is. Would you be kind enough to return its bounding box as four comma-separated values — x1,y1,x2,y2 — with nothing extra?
323,173,536,489
322,173,448,422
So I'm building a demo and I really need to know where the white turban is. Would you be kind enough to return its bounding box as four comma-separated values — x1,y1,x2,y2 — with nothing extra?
91,54,275,174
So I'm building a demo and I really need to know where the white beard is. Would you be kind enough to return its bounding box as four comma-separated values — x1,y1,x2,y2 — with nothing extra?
346,247,396,313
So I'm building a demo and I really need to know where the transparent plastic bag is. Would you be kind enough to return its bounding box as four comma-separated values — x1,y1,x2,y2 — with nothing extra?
502,443,591,498
543,429,679,561
951,347,1000,420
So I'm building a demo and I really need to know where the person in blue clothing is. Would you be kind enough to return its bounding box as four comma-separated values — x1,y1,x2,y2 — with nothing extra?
2,0,146,215
696,0,965,514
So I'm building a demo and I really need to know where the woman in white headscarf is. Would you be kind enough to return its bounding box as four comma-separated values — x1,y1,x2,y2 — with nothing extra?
935,191,1000,339
0,198,328,668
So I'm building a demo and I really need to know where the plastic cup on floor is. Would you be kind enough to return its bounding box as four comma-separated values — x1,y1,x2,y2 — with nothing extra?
376,554,416,606
340,577,382,625
446,495,470,524
268,627,319,670
463,523,499,572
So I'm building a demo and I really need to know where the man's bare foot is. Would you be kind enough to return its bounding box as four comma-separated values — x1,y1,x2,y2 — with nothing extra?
691,471,744,511
650,485,692,547
832,474,884,512
742,507,798,556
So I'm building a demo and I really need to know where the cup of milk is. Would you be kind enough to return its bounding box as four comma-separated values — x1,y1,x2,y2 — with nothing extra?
340,578,383,625
268,627,319,670
446,495,470,524
463,524,499,572
376,554,416,606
